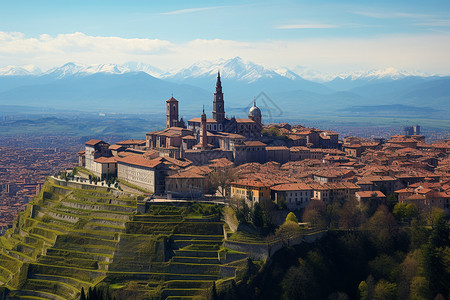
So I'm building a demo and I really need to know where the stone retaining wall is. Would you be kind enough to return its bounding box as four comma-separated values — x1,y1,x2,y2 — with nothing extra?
224,231,326,261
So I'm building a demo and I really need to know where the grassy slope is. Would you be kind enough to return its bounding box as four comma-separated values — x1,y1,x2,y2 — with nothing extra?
0,178,247,300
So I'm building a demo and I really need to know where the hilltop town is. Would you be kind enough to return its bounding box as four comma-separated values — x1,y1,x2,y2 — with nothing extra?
0,72,449,300
77,73,450,217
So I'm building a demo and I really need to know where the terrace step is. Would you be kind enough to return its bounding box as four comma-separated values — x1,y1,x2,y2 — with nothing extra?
85,224,126,233
161,288,205,299
168,262,221,276
172,240,222,250
164,280,213,289
172,256,220,265
14,242,38,258
53,234,118,249
67,195,136,206
87,218,126,227
73,231,117,241
174,250,218,258
5,250,32,262
5,296,48,300
60,200,136,214
37,254,100,270
6,290,66,300
28,263,105,283
22,278,80,299
46,248,111,262
29,274,91,290
171,234,223,241
133,215,184,222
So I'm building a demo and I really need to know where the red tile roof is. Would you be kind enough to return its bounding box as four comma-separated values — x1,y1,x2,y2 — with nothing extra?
116,139,145,145
244,141,267,147
116,155,162,168
356,190,386,198
94,157,117,164
109,144,123,150
235,119,255,123
271,182,312,191
85,139,104,146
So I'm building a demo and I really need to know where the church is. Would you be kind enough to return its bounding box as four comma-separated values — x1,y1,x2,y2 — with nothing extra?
185,72,262,139
146,71,263,159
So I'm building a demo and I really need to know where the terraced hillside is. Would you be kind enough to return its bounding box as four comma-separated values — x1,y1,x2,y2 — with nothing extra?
0,178,248,300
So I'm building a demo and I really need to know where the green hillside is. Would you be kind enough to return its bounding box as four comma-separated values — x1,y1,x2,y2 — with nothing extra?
0,178,249,300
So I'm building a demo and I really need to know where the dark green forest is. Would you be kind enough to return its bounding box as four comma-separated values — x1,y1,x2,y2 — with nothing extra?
215,199,449,300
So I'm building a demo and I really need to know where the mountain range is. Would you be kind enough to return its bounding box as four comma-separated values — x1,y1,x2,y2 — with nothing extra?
0,57,448,121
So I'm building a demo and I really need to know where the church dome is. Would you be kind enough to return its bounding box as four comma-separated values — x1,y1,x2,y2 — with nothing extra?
249,101,261,117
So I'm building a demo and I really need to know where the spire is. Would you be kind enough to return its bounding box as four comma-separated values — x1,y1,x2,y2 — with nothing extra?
254,97,256,107
213,70,224,122
216,71,222,91
202,105,205,115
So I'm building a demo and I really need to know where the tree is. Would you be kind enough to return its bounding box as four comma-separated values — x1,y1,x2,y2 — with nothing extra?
281,263,318,300
398,250,421,299
423,212,450,299
363,194,383,218
80,287,86,300
210,281,218,300
358,275,375,300
409,276,428,300
286,212,298,223
365,205,397,251
275,220,301,242
252,202,264,227
373,280,397,300
368,254,397,281
339,199,363,229
302,200,327,228
327,202,342,229
209,168,237,197
386,193,398,211
393,203,407,220
410,219,428,249
236,201,251,224
405,203,418,220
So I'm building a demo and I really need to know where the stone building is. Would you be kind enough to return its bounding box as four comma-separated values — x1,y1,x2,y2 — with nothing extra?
84,139,111,172
271,183,313,210
116,155,166,194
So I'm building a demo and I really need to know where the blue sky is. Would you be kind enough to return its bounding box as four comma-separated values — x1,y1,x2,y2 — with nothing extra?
1,0,449,75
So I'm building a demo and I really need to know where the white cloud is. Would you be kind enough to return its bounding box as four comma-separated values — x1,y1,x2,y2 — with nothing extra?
351,10,436,19
0,31,449,75
160,6,220,15
276,24,339,29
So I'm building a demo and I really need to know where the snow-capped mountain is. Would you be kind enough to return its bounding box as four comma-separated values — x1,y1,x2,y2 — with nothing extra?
122,62,164,78
164,57,287,83
322,68,433,91
0,65,42,76
273,67,302,80
43,63,129,79
333,67,430,81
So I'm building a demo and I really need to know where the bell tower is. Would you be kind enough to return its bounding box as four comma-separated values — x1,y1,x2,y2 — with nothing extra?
212,71,225,123
166,96,179,128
